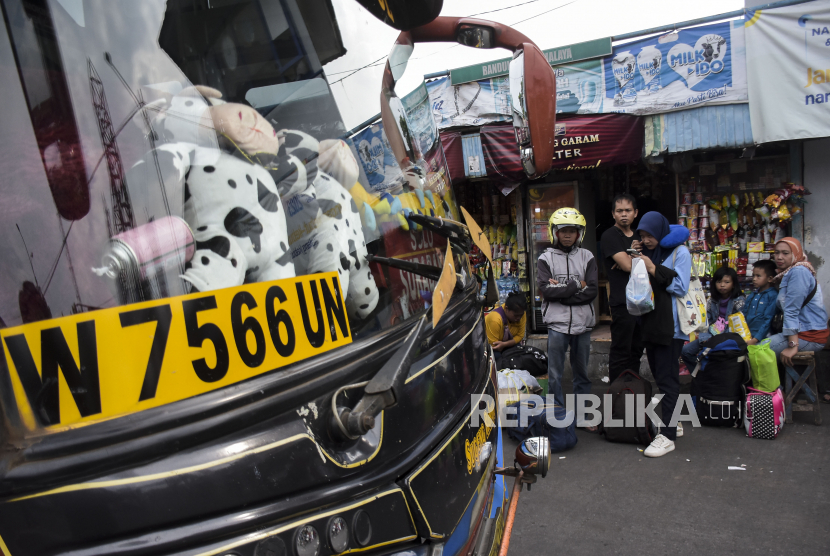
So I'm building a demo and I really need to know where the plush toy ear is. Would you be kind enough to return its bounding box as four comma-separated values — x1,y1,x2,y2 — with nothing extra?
194,85,222,99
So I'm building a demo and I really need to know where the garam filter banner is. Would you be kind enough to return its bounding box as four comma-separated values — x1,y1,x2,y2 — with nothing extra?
746,2,830,142
602,21,748,115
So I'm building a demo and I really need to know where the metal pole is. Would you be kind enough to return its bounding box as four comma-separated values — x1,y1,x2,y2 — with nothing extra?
345,113,383,137
425,70,450,79
612,0,815,42
497,470,525,556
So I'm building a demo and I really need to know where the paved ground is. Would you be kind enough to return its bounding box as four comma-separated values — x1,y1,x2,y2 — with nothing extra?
502,381,830,556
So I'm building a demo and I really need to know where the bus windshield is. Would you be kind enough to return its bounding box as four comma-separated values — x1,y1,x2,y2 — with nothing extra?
0,0,465,431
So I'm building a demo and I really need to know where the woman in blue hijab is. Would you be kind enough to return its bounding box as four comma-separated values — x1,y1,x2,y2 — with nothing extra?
632,211,691,458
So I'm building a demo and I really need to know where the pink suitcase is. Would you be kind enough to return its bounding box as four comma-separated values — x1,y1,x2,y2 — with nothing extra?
744,387,785,439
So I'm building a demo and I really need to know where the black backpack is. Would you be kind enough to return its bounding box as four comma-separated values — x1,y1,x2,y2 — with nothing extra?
691,333,749,427
498,345,548,376
599,370,656,445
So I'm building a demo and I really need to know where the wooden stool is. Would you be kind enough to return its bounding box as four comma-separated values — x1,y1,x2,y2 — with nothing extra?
784,351,822,425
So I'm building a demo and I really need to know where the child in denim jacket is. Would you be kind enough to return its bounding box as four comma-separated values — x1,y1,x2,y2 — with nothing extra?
742,260,778,345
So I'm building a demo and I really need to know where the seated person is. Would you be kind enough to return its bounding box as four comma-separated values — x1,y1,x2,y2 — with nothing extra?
767,238,828,368
742,259,779,345
485,292,527,361
680,267,745,371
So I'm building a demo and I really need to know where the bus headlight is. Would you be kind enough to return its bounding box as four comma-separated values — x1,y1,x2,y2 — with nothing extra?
515,436,550,478
327,516,349,553
294,525,321,556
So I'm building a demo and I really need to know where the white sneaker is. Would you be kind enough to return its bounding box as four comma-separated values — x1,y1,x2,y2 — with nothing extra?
644,434,675,458
676,422,684,437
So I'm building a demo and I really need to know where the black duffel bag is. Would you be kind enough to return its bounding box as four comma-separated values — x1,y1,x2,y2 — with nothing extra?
498,345,548,376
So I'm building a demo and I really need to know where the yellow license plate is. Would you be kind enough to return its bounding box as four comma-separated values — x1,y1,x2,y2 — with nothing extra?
1,273,351,432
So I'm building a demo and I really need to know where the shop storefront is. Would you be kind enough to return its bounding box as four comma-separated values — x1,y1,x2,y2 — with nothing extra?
646,103,807,302
443,115,644,331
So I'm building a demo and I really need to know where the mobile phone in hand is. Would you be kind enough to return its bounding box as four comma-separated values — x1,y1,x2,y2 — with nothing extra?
626,248,640,256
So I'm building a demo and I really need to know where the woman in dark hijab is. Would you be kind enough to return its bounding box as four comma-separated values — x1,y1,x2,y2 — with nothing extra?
631,212,691,458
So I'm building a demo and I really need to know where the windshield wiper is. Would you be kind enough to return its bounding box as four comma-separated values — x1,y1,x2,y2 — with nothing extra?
365,254,442,282
408,214,472,253
331,313,428,439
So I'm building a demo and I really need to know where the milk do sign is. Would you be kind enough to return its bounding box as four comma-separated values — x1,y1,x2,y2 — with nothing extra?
602,21,748,116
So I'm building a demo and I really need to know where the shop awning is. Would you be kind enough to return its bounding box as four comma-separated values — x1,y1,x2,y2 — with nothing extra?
645,103,754,156
479,114,644,186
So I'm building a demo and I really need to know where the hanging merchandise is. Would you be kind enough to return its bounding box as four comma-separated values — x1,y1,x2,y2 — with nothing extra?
680,172,808,299
728,206,739,231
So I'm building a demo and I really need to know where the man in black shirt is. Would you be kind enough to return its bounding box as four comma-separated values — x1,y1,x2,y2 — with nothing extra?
600,194,644,382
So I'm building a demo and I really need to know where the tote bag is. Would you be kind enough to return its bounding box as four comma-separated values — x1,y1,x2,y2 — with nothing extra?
747,340,781,393
672,249,707,335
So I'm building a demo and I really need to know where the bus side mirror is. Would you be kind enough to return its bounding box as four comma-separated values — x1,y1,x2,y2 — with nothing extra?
455,24,495,48
509,45,556,179
354,0,443,31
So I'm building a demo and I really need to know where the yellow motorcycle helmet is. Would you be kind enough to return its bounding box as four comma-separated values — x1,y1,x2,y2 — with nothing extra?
548,207,586,246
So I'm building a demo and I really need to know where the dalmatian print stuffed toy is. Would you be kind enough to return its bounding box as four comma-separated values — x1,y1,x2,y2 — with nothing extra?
133,86,378,318
181,149,295,291
276,130,379,318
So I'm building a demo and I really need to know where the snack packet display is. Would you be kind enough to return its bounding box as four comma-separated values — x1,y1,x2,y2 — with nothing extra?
731,194,740,207
773,188,792,203
755,205,771,221
765,193,782,207
709,198,723,211
773,224,786,243
728,206,739,231
788,202,802,216
705,227,717,248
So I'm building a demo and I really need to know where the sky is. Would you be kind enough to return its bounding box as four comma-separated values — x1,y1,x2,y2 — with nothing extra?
323,0,747,129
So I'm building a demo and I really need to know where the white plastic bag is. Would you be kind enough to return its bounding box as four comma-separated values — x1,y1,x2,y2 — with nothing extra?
497,369,541,392
626,258,654,316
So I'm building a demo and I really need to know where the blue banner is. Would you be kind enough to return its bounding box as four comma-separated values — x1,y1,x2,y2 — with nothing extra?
602,21,747,115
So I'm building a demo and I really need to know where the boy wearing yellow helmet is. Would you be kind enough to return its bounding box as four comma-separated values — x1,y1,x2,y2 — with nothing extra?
537,208,598,427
